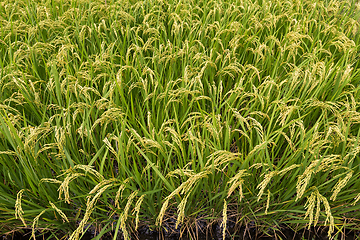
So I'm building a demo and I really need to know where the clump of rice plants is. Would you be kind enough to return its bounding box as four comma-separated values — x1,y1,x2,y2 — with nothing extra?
1,0,360,239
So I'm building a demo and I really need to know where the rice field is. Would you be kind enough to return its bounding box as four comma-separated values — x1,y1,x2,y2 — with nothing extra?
0,0,360,239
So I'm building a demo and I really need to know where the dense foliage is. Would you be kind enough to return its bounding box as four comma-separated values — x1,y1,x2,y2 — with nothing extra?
0,0,360,239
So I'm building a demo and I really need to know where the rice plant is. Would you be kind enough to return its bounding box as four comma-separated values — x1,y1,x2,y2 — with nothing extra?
0,0,360,239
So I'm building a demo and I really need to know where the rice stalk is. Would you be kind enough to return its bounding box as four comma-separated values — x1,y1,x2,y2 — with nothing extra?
227,169,250,200
120,191,138,240
15,189,27,227
157,170,210,226
296,155,342,201
205,150,242,169
330,170,353,201
69,184,113,240
304,187,335,237
58,173,85,204
265,190,271,215
88,178,117,196
115,178,132,208
257,171,277,201
133,194,146,231
49,201,69,223
221,200,227,240
353,193,360,206
40,179,63,184
31,210,46,240
176,192,190,229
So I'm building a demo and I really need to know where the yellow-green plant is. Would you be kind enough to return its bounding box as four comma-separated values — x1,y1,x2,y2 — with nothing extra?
1,0,360,239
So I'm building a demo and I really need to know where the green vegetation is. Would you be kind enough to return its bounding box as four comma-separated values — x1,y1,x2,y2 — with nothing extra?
1,0,360,239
